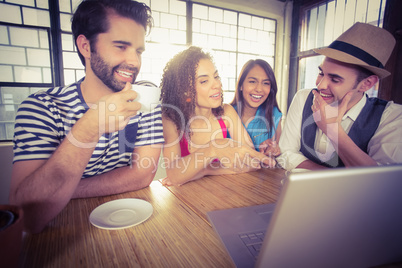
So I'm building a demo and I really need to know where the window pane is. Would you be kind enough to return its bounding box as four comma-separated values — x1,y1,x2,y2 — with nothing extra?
0,3,22,24
299,0,387,92
298,55,324,90
23,7,50,27
193,4,276,100
0,86,47,140
0,26,51,84
224,10,237,25
151,0,169,13
301,0,387,53
170,0,186,16
193,4,208,19
209,7,223,23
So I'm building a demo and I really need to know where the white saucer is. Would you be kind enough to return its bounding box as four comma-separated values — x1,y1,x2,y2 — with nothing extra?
89,198,153,230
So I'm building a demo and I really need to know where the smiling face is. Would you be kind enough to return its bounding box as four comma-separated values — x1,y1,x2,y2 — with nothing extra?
89,14,145,92
194,58,222,111
241,64,271,110
316,57,366,109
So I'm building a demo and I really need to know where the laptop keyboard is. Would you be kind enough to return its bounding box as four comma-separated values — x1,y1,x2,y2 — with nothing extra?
239,230,266,258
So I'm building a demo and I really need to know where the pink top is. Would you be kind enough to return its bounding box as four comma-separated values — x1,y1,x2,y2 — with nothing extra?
179,117,228,157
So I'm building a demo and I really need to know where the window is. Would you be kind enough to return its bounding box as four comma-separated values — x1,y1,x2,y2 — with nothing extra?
298,0,387,93
0,0,277,141
192,3,276,103
0,1,52,140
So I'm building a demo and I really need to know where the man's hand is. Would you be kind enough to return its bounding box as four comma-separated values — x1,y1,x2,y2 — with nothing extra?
87,82,142,135
311,90,353,140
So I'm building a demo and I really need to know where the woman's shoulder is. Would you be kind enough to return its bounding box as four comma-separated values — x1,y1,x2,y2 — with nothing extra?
162,115,178,131
223,103,241,121
223,103,237,114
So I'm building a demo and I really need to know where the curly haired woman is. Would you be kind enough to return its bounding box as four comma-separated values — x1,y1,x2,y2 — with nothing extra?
160,46,275,186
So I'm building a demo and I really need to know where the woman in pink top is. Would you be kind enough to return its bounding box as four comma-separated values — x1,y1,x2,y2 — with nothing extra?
160,47,275,186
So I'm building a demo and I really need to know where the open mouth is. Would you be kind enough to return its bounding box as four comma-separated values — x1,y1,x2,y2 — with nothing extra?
116,70,134,82
319,92,333,99
250,94,263,101
210,93,221,98
320,92,332,97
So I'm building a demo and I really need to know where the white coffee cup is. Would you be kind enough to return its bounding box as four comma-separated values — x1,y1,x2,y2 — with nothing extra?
131,84,161,113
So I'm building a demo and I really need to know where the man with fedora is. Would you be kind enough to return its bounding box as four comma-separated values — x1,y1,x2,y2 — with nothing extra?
278,22,402,170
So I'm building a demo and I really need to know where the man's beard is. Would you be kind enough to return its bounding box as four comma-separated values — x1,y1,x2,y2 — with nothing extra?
90,50,139,93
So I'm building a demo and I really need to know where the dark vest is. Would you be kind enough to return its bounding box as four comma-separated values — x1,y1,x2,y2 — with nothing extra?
300,90,387,167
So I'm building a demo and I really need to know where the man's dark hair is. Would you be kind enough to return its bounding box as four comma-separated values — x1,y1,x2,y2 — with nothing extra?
355,66,376,87
71,0,153,66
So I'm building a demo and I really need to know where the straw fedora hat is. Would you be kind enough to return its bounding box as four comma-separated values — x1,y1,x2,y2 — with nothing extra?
314,22,396,79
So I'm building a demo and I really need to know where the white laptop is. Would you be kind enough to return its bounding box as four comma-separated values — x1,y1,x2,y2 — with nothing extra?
207,165,402,268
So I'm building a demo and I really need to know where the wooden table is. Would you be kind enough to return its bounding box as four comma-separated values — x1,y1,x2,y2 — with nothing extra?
19,168,286,267
165,168,285,225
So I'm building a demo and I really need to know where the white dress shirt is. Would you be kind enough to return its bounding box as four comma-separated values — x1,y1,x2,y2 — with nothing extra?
277,89,402,170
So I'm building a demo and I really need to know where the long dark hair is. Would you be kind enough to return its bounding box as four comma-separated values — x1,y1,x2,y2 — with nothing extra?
72,0,153,66
160,46,224,140
230,59,281,133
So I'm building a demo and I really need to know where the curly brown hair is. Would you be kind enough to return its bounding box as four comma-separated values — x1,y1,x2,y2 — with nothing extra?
160,46,224,140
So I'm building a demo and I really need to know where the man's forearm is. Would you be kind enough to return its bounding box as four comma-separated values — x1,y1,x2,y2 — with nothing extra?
72,164,156,198
332,131,377,167
10,117,101,233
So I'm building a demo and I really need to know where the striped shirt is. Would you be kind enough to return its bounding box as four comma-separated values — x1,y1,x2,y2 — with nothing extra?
13,81,164,178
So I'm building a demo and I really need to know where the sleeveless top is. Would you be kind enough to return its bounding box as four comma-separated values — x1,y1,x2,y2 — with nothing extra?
300,90,387,168
179,117,228,157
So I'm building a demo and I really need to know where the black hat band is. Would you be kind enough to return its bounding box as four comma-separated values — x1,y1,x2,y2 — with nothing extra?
328,40,384,69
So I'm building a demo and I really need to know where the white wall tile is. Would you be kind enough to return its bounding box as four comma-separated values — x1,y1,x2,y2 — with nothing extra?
42,67,51,83
59,0,71,13
14,66,42,83
209,7,223,23
23,7,50,27
62,33,74,51
36,0,49,9
152,0,168,13
60,13,72,32
0,3,22,24
224,10,237,25
216,23,230,38
178,16,186,31
152,11,160,27
193,4,207,20
170,0,186,16
63,69,75,85
10,27,39,47
27,48,50,67
75,69,85,82
0,26,9,45
200,20,215,35
161,13,178,29
39,30,49,49
0,66,14,82
5,0,34,6
239,14,251,27
251,16,264,30
62,51,83,69
0,45,26,65
264,19,276,32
